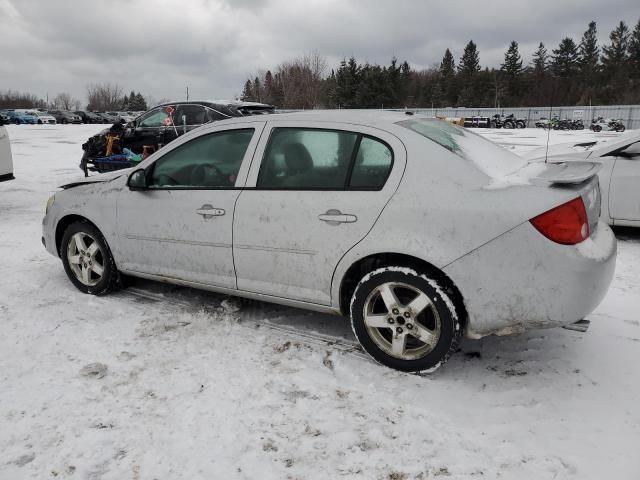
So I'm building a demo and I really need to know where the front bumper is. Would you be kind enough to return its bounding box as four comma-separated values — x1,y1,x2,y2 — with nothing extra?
42,210,59,258
444,221,617,339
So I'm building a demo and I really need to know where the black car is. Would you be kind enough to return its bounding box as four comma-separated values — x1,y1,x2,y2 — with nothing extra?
80,100,275,176
75,111,105,124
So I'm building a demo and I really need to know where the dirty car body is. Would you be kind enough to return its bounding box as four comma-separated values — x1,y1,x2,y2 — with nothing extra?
525,132,640,227
43,111,616,372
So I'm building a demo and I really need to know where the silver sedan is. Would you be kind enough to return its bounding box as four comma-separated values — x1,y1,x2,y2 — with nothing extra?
42,111,616,372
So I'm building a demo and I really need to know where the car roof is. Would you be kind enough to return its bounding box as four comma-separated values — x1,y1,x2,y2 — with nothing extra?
201,109,419,128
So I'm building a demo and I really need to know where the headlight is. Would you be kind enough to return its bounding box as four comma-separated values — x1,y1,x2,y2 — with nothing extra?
45,195,55,214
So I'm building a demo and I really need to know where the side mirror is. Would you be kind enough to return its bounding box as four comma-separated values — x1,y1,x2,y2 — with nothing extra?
128,169,148,190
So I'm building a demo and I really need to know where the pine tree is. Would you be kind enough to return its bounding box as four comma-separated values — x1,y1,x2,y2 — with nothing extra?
601,21,630,74
458,41,480,77
458,41,481,106
439,49,455,78
629,18,640,78
263,70,274,104
579,21,599,78
253,77,262,102
531,42,548,76
241,79,253,101
500,41,523,103
134,93,147,111
438,49,457,106
551,37,579,78
335,57,360,108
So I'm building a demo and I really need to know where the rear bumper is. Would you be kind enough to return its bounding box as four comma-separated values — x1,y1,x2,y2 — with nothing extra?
444,221,617,339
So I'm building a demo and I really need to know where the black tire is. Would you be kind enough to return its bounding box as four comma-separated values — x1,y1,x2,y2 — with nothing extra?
593,125,602,132
60,221,120,295
616,125,625,132
62,118,68,124
350,267,462,373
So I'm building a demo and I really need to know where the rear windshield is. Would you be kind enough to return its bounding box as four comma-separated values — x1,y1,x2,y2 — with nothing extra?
397,118,526,177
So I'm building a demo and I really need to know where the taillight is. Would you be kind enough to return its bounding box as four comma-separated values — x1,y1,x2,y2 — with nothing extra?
530,197,589,245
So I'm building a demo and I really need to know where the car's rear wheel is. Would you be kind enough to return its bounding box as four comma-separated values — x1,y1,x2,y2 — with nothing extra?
60,221,119,295
350,267,462,373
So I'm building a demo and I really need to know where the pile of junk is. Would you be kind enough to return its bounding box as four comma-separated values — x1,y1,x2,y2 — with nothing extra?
80,122,152,177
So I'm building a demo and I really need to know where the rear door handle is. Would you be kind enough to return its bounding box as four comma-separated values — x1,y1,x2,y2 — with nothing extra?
318,209,357,225
196,204,225,219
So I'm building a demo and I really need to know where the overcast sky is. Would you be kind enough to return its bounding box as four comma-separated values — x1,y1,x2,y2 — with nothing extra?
1,0,638,106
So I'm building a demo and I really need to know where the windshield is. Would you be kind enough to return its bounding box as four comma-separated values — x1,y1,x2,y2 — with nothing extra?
397,117,527,178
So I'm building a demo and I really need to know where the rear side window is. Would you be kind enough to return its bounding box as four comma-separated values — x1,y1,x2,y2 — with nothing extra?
257,128,393,190
349,137,393,189
258,128,358,189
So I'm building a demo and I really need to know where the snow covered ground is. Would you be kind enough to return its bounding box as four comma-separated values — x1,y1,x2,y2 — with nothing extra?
0,124,639,480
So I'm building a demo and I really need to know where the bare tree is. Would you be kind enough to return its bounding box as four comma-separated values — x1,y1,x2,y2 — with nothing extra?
53,92,78,110
86,82,124,111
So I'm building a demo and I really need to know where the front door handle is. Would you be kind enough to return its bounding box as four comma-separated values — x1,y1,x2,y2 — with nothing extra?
318,209,357,225
196,204,225,219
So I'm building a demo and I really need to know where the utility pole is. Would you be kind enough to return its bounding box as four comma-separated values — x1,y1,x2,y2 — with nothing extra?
186,86,189,101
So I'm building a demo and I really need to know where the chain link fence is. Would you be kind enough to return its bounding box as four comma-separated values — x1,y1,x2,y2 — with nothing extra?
404,105,640,129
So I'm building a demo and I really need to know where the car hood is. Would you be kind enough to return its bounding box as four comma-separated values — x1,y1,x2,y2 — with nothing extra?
60,168,132,189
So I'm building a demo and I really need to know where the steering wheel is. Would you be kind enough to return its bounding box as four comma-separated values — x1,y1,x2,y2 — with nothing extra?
190,164,224,186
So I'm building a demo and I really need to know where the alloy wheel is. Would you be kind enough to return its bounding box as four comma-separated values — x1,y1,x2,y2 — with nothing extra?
362,282,441,360
66,232,105,287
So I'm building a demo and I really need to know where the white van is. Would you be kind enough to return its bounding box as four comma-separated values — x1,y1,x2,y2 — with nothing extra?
0,120,14,181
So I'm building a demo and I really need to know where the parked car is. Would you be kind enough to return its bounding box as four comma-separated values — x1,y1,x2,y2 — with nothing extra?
43,112,616,372
107,111,136,123
80,100,275,176
94,112,120,124
23,110,57,125
74,111,104,124
4,110,37,124
48,110,83,124
525,132,640,227
0,117,14,181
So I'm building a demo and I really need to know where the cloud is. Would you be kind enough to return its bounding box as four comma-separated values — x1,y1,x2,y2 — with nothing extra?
0,0,637,106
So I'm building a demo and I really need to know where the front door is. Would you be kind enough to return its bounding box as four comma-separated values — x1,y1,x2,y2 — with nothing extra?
116,123,264,287
125,106,171,154
233,121,405,305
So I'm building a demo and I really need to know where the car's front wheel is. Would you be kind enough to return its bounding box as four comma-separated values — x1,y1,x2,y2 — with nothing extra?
60,221,119,295
350,267,462,373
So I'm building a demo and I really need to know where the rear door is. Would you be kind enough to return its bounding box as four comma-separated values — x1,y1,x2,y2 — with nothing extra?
233,120,406,305
608,141,640,222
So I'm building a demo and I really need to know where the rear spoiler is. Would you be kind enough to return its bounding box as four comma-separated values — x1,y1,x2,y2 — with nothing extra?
535,161,602,184
486,160,601,190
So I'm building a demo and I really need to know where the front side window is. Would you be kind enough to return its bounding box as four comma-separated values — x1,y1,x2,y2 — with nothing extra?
150,129,254,188
258,128,358,189
139,107,170,128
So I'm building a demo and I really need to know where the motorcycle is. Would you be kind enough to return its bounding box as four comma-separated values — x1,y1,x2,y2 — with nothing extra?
535,117,549,128
570,119,585,130
489,114,525,129
590,117,626,132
